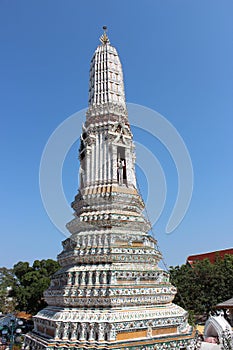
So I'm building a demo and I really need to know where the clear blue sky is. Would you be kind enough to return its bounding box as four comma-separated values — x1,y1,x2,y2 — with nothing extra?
0,0,232,268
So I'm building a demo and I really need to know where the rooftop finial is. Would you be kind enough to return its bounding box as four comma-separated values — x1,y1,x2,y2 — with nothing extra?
100,25,110,45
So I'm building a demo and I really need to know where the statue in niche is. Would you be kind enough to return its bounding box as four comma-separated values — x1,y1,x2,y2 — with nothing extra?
79,167,85,188
147,326,153,338
117,157,125,185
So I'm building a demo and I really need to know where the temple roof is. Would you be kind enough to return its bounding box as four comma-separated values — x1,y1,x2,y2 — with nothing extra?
215,298,233,309
88,27,126,109
186,248,233,266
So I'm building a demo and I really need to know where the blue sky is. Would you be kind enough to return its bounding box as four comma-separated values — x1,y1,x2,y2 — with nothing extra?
0,0,232,268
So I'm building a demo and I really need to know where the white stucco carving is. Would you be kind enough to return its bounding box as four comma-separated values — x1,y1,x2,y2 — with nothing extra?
24,29,195,350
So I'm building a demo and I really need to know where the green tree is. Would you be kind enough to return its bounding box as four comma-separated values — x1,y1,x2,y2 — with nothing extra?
169,254,233,320
11,259,60,314
0,267,16,313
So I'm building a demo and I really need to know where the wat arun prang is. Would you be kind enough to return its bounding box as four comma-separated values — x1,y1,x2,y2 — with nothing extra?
24,29,196,349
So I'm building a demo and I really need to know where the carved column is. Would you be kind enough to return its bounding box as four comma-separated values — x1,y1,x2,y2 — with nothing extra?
125,147,131,186
103,137,107,183
95,133,99,184
62,323,69,340
111,271,117,285
112,144,118,183
102,271,107,284
86,148,91,186
109,329,116,341
91,141,95,185
92,234,97,247
54,322,61,341
108,141,112,182
89,324,94,341
96,234,101,246
79,323,86,341
91,270,96,285
67,272,72,286
103,234,108,246
98,323,105,342
87,234,91,247
70,323,78,341
75,271,79,285
81,271,86,285
95,271,100,285
99,132,103,184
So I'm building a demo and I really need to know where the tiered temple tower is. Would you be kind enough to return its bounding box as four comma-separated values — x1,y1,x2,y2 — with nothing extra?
24,29,196,350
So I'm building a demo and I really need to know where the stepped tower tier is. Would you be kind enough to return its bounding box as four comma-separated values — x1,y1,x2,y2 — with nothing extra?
87,29,127,125
24,28,196,350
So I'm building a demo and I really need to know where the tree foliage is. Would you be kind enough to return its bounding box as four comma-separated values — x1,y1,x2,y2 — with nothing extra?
0,267,16,313
169,254,233,320
0,259,60,315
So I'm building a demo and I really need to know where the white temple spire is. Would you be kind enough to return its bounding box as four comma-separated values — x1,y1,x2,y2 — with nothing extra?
88,27,126,109
24,29,195,350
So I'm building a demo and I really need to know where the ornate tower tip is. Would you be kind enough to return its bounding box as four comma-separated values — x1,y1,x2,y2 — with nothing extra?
100,25,110,45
